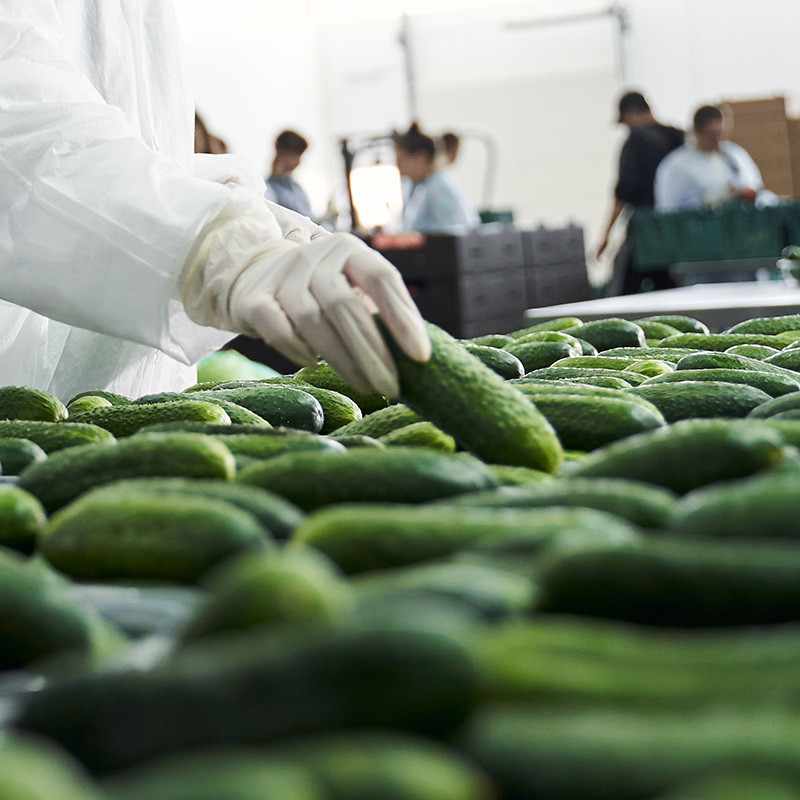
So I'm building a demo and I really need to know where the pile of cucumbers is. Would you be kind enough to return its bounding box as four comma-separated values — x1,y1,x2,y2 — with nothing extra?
6,312,800,797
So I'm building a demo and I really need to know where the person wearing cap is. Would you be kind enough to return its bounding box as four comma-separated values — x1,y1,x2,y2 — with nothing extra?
597,91,684,293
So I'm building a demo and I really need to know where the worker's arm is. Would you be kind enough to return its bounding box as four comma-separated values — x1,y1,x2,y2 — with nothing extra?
596,198,627,259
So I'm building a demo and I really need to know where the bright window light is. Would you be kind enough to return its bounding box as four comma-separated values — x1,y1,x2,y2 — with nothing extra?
350,164,404,230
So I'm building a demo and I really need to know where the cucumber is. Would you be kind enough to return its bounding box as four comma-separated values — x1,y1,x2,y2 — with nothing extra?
331,404,423,439
18,433,237,513
550,356,642,370
574,338,599,356
656,770,800,800
505,341,582,371
353,561,537,622
474,615,800,711
504,331,584,348
0,386,67,422
0,549,124,670
461,343,525,379
561,318,646,351
380,319,563,472
668,471,800,541
330,434,386,449
190,387,324,432
69,400,231,437
634,321,682,340
84,476,306,540
16,626,478,774
725,344,780,359
209,430,345,461
487,464,554,487
294,361,390,414
460,705,800,800
444,477,677,528
264,731,494,800
603,346,700,361
507,317,583,338
676,350,800,379
377,421,457,452
0,484,47,553
290,503,639,574
41,491,270,584
0,733,109,800
659,333,789,351
625,359,676,377
134,393,271,426
510,380,661,412
183,548,353,639
66,396,113,414
569,419,787,494
236,447,498,511
522,367,648,385
0,420,115,452
506,392,665,451
560,375,633,389
289,385,362,433
641,368,800,397
0,437,47,475
765,348,800,371
628,381,772,421
635,315,710,334
67,390,131,406
466,333,515,348
537,532,800,626
102,752,321,800
726,313,800,335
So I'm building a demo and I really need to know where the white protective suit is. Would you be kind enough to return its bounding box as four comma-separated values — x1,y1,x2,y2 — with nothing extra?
0,1,427,402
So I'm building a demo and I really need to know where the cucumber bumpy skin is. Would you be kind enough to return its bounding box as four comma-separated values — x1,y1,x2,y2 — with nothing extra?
380,319,563,473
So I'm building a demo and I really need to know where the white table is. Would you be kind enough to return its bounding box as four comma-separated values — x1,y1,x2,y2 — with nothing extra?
524,281,800,332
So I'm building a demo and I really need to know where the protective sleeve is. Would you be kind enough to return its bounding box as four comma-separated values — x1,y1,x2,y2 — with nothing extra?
0,7,275,365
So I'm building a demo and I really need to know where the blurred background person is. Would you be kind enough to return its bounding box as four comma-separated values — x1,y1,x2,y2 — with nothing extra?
266,129,312,218
655,104,766,212
597,91,684,295
440,131,461,166
394,122,480,233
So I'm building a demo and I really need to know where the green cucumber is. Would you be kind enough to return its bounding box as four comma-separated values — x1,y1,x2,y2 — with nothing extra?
726,313,800,335
507,317,583,338
0,420,116,452
377,421,456,452
293,361,390,414
561,319,646,351
18,433,236,513
445,477,677,528
504,341,582,371
380,319,563,472
569,419,787,494
641,369,800,397
16,626,478,774
0,437,47,475
41,491,270,584
659,333,789,351
69,400,231,437
725,344,780,359
236,447,497,511
521,367,648,385
635,315,710,334
461,343,525,380
0,484,47,553
0,386,67,422
676,351,799,377
628,381,771,421
331,404,422,439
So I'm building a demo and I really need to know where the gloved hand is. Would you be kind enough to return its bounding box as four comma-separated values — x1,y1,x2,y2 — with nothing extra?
265,200,329,243
181,199,430,398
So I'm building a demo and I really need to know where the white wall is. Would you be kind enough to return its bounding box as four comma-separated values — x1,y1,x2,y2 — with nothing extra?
172,0,800,279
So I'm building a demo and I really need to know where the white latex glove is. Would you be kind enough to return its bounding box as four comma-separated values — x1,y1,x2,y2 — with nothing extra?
265,200,329,243
182,209,430,397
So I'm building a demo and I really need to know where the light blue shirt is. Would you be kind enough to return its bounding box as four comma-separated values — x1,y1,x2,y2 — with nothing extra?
266,174,312,218
654,141,763,212
401,169,480,233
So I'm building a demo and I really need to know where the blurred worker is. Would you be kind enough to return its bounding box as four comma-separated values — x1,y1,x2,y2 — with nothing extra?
597,91,684,295
596,91,684,261
266,129,313,218
441,131,461,166
0,2,430,403
195,112,228,155
655,105,765,212
394,123,480,234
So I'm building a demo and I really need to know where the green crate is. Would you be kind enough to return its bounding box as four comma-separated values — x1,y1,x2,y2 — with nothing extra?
630,204,786,270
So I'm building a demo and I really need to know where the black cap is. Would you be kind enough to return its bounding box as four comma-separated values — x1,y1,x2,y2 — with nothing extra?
617,91,650,123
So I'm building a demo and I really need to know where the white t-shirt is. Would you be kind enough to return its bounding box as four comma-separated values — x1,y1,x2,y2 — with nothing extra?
401,170,480,233
654,141,764,212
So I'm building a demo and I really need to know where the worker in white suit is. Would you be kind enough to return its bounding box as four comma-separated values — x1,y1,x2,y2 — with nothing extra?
0,1,430,403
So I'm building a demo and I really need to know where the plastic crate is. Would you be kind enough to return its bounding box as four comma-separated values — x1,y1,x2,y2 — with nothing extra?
630,204,786,270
